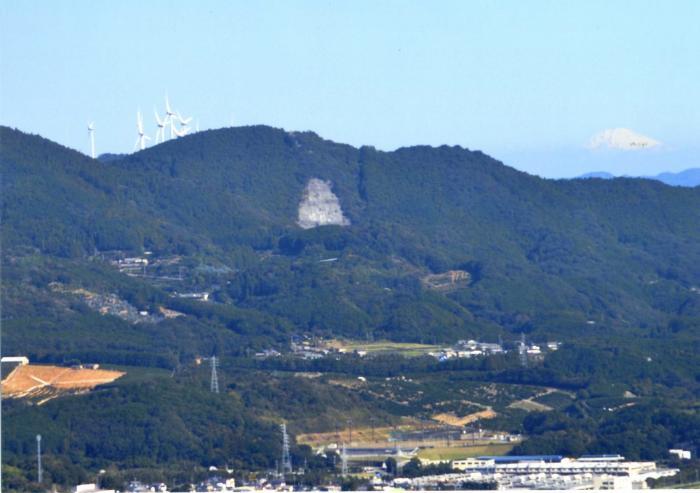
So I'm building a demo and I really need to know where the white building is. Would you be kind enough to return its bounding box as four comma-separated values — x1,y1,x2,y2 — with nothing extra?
1,356,29,365
73,484,116,493
669,449,692,460
439,455,678,490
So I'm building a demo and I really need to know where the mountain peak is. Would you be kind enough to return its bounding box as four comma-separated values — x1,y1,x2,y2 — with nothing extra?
587,128,661,150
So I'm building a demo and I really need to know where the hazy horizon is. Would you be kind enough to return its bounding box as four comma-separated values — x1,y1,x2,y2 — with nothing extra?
1,0,699,178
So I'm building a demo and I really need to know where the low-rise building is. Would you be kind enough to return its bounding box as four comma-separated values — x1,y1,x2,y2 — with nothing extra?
447,455,678,490
73,484,116,493
669,448,692,460
0,356,29,365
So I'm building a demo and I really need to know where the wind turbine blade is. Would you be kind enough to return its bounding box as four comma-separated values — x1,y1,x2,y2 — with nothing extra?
176,111,192,125
135,137,142,151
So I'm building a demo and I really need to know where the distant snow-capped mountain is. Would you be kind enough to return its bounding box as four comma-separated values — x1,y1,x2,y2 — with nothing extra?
587,128,661,150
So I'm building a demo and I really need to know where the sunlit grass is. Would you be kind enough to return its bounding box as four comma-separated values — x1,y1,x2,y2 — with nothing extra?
417,443,515,461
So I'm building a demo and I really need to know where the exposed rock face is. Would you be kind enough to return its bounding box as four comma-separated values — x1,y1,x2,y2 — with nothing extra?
297,178,350,229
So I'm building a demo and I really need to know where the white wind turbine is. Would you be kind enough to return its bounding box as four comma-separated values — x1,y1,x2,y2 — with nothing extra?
154,108,169,144
176,111,192,134
172,124,190,138
134,109,151,151
164,94,177,139
87,122,96,158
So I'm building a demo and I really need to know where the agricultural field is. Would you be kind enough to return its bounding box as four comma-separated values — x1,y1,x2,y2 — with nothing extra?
417,443,515,461
297,421,416,448
532,390,576,410
325,339,441,357
359,374,542,419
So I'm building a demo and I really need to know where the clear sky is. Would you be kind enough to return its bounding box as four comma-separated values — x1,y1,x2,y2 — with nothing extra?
1,1,698,177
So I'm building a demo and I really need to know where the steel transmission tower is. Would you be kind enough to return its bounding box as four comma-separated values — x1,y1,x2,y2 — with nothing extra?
281,423,292,474
210,356,220,393
519,332,528,368
341,443,348,476
36,434,43,484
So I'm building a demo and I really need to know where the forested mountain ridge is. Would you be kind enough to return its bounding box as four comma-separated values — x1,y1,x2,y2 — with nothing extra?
3,125,700,490
2,124,699,342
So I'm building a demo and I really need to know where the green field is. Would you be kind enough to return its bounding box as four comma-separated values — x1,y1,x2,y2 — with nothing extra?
417,443,515,461
329,339,440,356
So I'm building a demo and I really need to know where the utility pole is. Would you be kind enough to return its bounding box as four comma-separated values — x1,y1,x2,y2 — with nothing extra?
347,419,353,445
36,434,43,484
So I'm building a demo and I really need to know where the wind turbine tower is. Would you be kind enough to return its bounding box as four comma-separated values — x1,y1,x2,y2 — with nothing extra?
87,122,96,158
154,109,169,144
135,110,150,151
164,95,177,139
281,423,292,474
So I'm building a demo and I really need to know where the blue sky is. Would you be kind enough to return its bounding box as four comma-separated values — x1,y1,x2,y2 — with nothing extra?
1,1,698,177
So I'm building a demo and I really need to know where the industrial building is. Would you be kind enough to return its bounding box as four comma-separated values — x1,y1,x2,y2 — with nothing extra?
400,454,679,490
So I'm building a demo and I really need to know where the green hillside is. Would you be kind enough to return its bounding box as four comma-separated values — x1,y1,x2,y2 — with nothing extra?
2,125,699,490
3,124,699,344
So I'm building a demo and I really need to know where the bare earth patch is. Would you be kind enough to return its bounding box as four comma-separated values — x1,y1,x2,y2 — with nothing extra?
2,364,125,404
432,408,497,427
